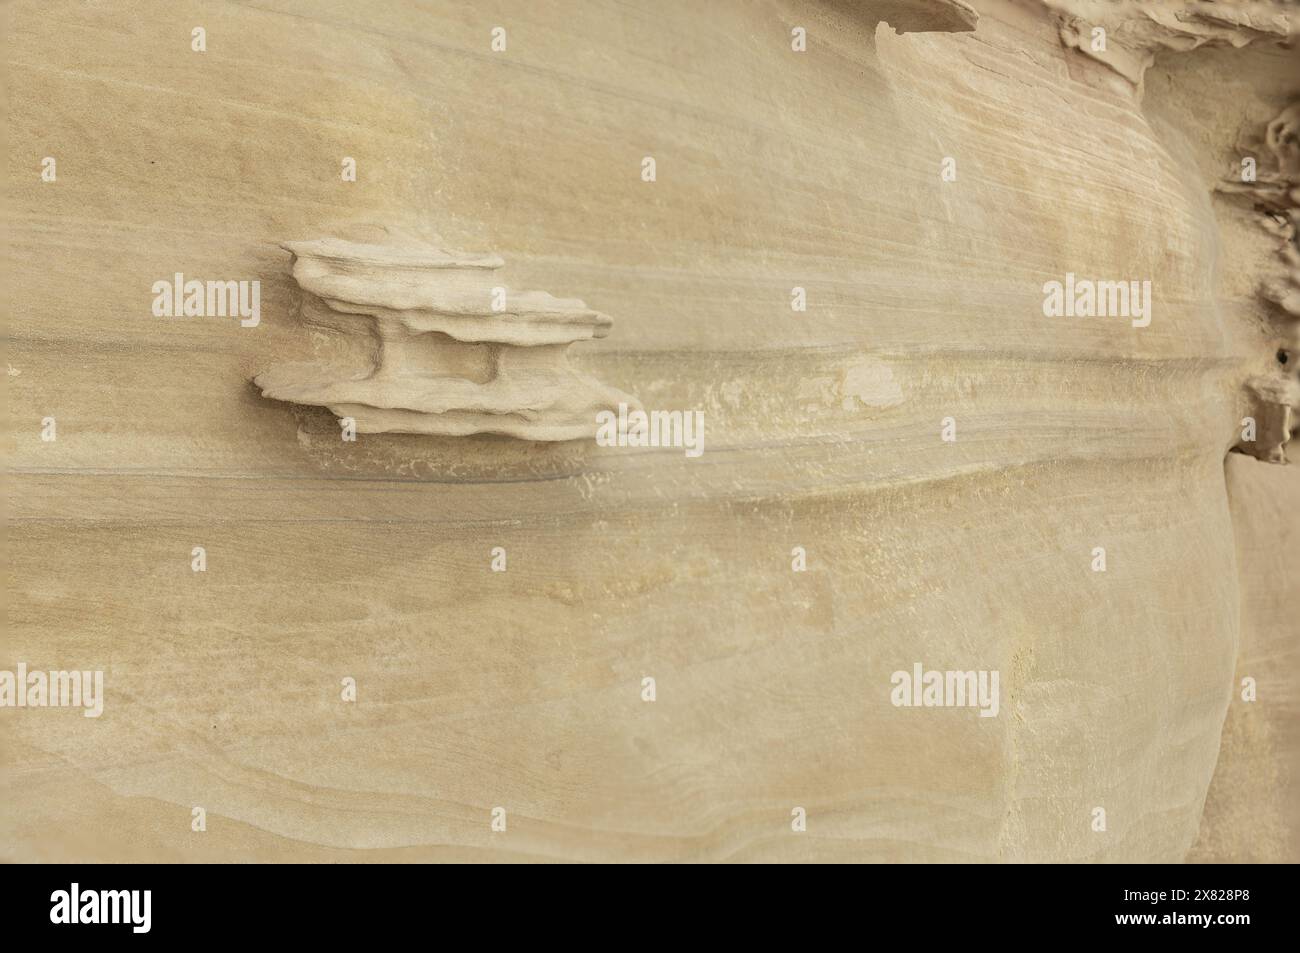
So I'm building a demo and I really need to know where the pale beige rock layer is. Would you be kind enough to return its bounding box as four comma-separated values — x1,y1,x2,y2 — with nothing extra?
3,0,1298,863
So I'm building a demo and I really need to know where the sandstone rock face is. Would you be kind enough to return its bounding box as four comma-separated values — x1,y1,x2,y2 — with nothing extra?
3,0,1297,862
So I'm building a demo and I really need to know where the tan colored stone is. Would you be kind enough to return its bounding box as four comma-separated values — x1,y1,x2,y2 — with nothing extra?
3,0,1297,863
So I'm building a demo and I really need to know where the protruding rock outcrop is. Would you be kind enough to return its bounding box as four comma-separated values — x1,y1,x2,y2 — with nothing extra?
1046,0,1295,86
256,238,641,441
1221,101,1300,462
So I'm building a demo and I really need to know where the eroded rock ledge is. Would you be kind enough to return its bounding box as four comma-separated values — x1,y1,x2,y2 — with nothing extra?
1222,101,1300,461
255,239,641,440
1045,0,1295,85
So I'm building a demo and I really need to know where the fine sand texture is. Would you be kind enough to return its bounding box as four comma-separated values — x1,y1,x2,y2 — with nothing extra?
4,0,1297,862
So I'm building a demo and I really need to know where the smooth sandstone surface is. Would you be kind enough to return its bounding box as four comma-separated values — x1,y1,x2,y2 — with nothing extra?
3,0,1297,862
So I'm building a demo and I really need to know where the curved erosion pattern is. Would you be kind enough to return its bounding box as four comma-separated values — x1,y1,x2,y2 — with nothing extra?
3,0,1298,862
